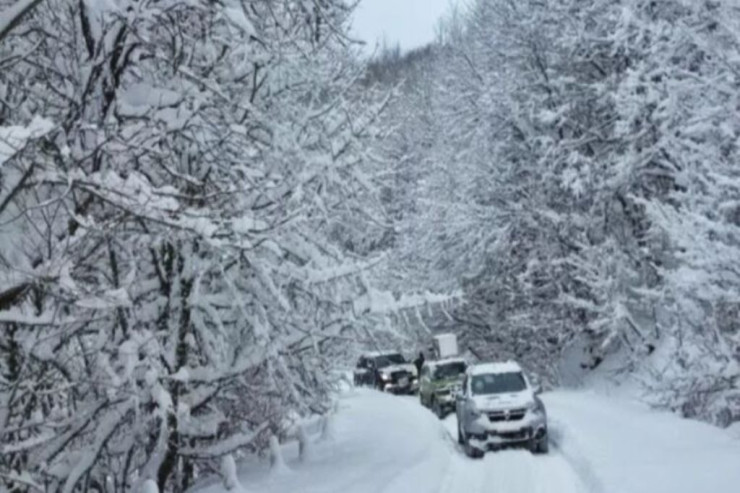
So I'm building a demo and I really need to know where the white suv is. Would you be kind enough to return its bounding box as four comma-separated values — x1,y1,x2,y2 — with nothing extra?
455,361,548,457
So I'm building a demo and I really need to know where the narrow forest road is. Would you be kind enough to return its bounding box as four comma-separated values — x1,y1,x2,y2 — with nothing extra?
196,388,740,493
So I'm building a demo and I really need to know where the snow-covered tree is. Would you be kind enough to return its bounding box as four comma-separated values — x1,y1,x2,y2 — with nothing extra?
610,0,740,421
375,0,740,419
0,0,392,491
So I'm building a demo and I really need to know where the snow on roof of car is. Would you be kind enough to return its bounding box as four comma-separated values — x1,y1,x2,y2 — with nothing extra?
468,361,522,375
363,350,402,358
426,357,466,367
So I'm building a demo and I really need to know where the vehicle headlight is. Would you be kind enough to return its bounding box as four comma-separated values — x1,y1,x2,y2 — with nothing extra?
380,373,391,381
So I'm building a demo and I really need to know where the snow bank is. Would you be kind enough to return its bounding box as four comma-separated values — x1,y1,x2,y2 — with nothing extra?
544,391,740,493
196,390,451,493
220,455,244,492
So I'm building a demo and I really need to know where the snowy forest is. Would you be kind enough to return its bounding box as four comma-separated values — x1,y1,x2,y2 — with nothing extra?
1,0,739,491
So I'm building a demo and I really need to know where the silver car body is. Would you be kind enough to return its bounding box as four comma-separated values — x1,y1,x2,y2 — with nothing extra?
456,361,547,452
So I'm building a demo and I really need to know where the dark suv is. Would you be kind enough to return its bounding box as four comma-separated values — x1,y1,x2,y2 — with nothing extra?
353,351,419,394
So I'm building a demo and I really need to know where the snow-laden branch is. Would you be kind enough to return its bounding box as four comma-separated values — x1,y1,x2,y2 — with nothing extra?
179,422,269,458
353,288,464,316
0,115,54,168
0,472,43,492
0,0,43,42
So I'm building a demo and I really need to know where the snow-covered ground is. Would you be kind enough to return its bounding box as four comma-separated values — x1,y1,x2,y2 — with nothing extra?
195,388,740,493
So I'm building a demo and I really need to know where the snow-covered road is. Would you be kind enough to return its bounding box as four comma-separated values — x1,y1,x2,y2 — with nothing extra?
196,388,740,493
437,414,585,493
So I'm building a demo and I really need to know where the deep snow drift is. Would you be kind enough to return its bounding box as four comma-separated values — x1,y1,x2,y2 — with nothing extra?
196,388,740,493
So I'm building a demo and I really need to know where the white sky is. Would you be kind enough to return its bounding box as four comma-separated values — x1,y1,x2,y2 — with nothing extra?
350,0,457,53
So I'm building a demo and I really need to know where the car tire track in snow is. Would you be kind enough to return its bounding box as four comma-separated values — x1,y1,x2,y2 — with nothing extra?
437,411,587,493
437,453,487,493
548,418,605,493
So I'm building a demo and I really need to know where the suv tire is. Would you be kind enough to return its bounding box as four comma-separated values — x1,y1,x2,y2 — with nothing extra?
529,435,549,454
464,441,484,459
433,399,445,420
459,424,484,459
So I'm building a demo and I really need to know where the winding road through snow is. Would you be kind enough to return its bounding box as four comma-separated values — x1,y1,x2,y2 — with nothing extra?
197,388,740,493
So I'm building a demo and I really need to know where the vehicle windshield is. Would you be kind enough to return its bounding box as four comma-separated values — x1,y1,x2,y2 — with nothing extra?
374,353,406,368
471,372,526,395
433,362,466,380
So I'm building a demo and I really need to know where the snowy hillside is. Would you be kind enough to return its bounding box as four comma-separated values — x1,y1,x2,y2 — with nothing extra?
196,388,740,493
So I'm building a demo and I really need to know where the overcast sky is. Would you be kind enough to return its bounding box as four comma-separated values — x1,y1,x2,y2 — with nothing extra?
351,0,457,54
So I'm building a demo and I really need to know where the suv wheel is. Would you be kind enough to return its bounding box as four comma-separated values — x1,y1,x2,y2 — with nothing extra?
433,399,445,420
529,434,549,454
459,423,483,459
464,440,484,459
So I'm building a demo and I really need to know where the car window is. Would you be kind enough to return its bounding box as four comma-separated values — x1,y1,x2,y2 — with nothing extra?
433,362,466,380
471,372,527,395
356,358,365,369
374,353,406,368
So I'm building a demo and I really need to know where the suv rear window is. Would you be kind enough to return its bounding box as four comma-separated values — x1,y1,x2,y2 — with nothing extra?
471,372,526,395
433,362,466,380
